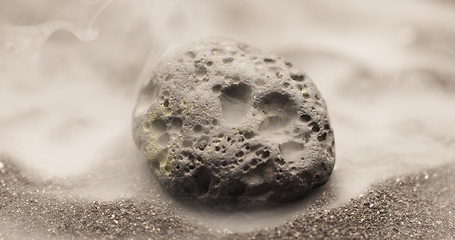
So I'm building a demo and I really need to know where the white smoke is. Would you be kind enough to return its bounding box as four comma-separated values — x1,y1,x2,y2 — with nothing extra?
1,0,455,233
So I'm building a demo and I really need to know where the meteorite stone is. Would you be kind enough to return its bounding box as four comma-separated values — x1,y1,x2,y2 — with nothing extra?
132,37,335,209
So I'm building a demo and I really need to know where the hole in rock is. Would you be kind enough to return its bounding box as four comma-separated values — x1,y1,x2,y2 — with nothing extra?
151,119,167,134
205,61,213,67
171,117,183,131
255,150,263,156
223,58,234,64
258,92,296,119
165,75,174,81
250,159,258,166
193,167,211,196
242,173,264,187
258,116,291,132
196,67,207,80
268,66,282,74
312,125,320,133
193,124,203,133
290,74,305,82
220,82,252,126
212,84,222,94
275,158,286,165
255,79,266,86
158,133,170,147
163,99,169,108
263,58,276,64
317,132,327,142
279,141,304,162
182,151,190,157
183,139,193,148
185,51,196,58
300,114,311,122
150,149,168,171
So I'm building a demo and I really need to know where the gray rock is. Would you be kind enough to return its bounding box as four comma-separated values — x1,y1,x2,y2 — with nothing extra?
132,38,335,209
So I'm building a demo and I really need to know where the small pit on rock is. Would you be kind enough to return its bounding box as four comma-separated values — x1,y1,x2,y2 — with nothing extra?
220,82,252,126
279,141,304,161
151,119,167,134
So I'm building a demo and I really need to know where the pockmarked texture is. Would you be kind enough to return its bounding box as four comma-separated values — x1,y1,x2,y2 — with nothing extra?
132,38,335,209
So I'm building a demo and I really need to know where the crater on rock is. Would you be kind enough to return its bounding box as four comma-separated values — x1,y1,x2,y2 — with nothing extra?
220,82,252,126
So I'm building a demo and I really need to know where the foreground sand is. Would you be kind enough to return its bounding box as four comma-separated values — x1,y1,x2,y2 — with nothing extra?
1,157,454,239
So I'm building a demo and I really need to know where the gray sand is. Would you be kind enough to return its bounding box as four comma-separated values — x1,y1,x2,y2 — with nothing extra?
1,156,454,239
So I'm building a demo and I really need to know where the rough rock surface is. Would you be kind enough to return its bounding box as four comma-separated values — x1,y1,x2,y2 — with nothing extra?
132,38,335,209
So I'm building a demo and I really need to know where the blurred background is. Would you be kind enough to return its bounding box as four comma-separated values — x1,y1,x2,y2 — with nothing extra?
1,0,455,206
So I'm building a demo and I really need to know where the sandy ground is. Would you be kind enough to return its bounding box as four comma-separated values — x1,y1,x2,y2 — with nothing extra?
1,157,454,239
1,0,455,239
